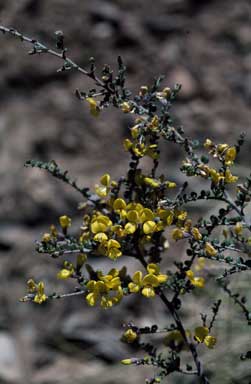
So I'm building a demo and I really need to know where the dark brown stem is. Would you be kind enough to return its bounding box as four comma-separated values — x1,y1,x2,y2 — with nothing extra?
157,290,209,383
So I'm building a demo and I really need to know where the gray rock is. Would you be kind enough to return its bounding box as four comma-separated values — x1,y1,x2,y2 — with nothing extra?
0,332,22,382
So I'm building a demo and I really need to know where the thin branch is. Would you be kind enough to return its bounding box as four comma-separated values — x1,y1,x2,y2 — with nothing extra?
0,25,106,88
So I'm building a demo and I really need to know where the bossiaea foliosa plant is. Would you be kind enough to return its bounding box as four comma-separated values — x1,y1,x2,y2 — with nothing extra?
1,26,251,384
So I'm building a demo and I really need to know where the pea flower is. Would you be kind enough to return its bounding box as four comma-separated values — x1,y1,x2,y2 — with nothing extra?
86,268,123,308
122,329,138,343
91,214,112,234
205,242,217,257
128,264,168,298
85,97,100,117
186,270,205,288
113,198,127,219
224,146,236,166
194,326,217,349
95,173,111,197
121,102,132,113
59,215,72,230
57,261,74,280
42,233,51,243
24,279,47,304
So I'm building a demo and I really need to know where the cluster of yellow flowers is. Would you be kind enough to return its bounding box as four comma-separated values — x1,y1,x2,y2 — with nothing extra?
121,325,217,366
25,279,47,304
182,139,238,185
204,139,237,166
163,326,216,349
202,140,237,184
171,219,202,241
86,268,124,308
80,188,187,259
122,112,163,159
194,326,217,349
84,263,168,308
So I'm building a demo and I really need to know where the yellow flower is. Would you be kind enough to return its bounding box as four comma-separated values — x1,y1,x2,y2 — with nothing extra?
194,327,217,349
121,102,132,113
166,181,177,188
33,282,47,304
141,274,160,297
191,276,205,288
146,263,168,284
59,215,72,229
91,215,112,234
127,202,143,211
50,224,58,238
145,144,159,159
128,271,143,293
121,359,133,365
100,173,110,186
93,232,108,242
113,198,127,219
217,143,228,154
172,228,184,240
86,270,123,308
186,270,194,280
113,198,127,211
224,146,236,166
204,139,214,149
131,125,139,139
140,208,154,222
85,97,100,117
27,279,37,293
21,280,47,304
209,169,223,184
42,233,51,243
144,177,160,188
79,232,90,242
234,222,243,235
57,261,74,280
127,209,140,223
176,210,187,221
184,219,192,232
122,329,138,343
57,269,73,280
148,115,159,131
225,168,238,183
205,242,217,257
95,174,111,197
194,326,209,343
143,220,157,235
132,143,146,158
123,138,133,151
186,270,205,288
192,227,202,241
111,224,124,237
128,264,167,298
165,211,174,226
204,335,217,349
124,222,137,234
106,239,122,260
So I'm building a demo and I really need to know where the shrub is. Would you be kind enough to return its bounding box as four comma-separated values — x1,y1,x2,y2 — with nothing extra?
1,25,250,384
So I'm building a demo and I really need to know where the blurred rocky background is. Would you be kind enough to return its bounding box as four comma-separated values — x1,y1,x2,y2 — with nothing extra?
0,0,251,383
